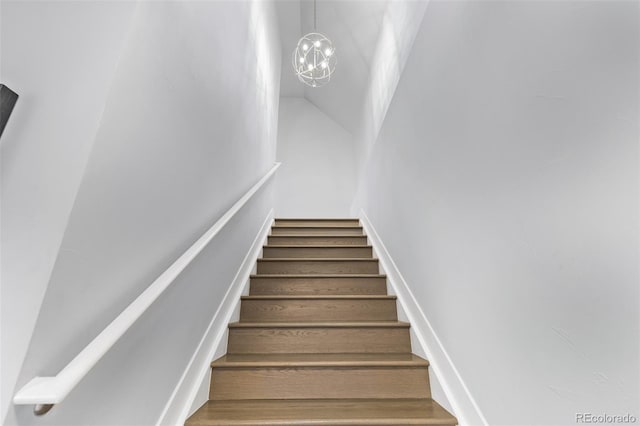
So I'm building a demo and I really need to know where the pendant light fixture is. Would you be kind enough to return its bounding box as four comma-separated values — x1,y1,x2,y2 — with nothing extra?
292,0,337,88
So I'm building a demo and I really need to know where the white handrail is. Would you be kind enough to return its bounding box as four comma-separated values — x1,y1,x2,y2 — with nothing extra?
13,162,281,413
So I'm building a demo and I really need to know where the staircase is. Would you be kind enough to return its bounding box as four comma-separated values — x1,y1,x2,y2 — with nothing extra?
186,218,457,425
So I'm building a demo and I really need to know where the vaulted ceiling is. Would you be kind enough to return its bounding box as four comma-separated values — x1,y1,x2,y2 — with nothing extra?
275,0,388,134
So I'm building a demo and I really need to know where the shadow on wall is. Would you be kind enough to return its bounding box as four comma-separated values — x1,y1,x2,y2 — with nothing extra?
353,0,430,196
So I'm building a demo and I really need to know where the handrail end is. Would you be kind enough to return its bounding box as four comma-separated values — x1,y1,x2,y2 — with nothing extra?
13,377,63,405
34,404,55,416
13,377,64,416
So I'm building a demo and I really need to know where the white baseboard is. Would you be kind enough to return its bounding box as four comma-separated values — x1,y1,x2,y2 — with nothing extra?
360,210,488,426
156,210,274,426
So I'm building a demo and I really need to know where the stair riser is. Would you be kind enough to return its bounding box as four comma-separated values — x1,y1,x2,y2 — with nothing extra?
268,236,368,246
189,421,453,426
188,420,454,426
272,227,364,236
210,367,430,400
187,399,458,426
240,299,397,322
228,327,411,354
275,220,360,227
263,247,373,259
250,277,388,295
257,260,379,274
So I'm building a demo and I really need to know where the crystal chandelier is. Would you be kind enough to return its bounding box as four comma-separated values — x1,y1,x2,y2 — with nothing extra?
292,0,337,88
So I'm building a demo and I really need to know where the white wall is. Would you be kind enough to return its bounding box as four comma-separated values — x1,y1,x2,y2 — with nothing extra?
0,2,137,423
275,97,356,217
275,0,304,98
352,0,428,190
353,1,639,425
4,1,281,425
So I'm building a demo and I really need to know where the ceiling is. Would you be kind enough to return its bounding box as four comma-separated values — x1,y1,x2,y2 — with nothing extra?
275,0,388,134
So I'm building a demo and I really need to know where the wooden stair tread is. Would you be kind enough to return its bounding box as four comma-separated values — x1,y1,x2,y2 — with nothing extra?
272,227,363,231
251,274,386,278
269,235,366,238
249,275,388,296
267,235,368,242
275,218,360,221
263,244,372,248
271,227,363,229
262,246,373,259
229,321,410,328
241,295,396,300
257,259,379,274
212,353,428,367
272,224,363,228
257,258,378,261
271,228,364,236
186,398,457,425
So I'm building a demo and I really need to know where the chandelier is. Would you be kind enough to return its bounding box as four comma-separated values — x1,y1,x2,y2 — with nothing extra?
292,0,337,88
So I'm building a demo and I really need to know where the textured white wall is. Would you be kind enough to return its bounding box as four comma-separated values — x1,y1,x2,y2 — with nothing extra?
5,1,281,425
275,97,356,217
0,2,137,423
354,1,639,424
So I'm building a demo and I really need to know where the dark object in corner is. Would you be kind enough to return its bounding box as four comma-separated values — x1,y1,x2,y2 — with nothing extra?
0,84,19,138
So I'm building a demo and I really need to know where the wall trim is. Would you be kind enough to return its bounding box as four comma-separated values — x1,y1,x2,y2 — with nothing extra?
156,209,274,426
360,210,488,426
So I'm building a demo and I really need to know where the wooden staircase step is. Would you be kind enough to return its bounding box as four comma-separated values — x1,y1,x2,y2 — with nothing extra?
227,322,411,354
262,245,373,258
213,352,429,367
275,218,360,227
257,258,379,274
268,235,368,245
229,321,409,328
250,274,388,295
240,295,397,322
271,226,364,235
186,398,458,426
209,353,430,400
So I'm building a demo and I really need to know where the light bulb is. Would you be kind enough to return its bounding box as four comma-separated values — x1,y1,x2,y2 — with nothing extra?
325,49,332,56
307,64,313,71
299,57,305,63
321,62,327,69
314,40,321,47
302,44,309,51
